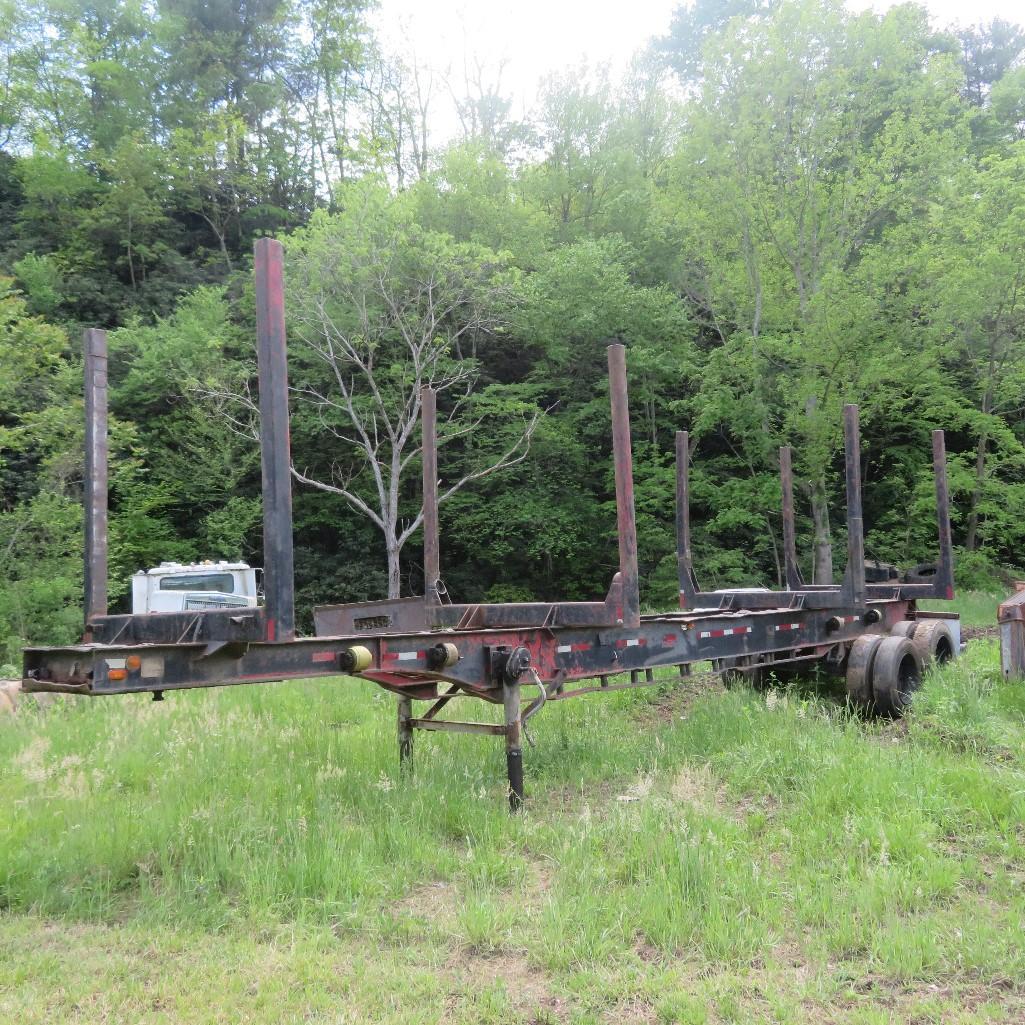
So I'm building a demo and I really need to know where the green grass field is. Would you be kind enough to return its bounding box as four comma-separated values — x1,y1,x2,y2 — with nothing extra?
2,593,1023,1023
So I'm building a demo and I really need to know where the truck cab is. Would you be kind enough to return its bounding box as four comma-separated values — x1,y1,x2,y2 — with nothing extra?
131,561,260,614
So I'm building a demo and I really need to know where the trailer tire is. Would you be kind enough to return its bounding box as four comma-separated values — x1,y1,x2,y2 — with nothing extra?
845,634,883,707
890,621,918,639
912,620,955,671
871,636,923,718
904,562,938,584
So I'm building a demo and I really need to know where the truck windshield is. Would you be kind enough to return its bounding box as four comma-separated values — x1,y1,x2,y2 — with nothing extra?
159,573,235,593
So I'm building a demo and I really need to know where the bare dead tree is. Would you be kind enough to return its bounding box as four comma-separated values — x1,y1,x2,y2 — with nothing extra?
292,253,539,594
360,51,433,188
203,220,539,600
446,54,515,152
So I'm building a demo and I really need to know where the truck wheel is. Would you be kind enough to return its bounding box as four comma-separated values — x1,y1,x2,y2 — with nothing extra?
871,636,923,718
912,621,955,671
890,621,918,639
845,634,883,707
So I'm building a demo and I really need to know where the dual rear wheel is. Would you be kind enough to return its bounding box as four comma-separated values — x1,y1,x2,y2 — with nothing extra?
718,618,955,719
845,620,955,716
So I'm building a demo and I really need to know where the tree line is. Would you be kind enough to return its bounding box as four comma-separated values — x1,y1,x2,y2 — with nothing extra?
2,0,1024,663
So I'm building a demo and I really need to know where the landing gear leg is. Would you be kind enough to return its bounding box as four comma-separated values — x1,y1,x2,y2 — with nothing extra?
397,695,413,770
503,680,523,811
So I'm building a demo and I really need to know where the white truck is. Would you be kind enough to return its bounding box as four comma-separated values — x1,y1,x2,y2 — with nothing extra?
131,561,261,614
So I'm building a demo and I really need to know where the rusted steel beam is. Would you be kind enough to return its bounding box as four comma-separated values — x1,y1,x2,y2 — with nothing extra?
83,328,108,633
676,430,700,606
842,405,866,605
313,595,621,635
314,596,427,635
408,718,506,736
420,685,460,721
552,676,661,700
932,430,955,600
421,385,441,617
779,446,804,590
999,585,1025,681
607,344,640,629
25,598,918,699
254,238,296,643
85,608,265,646
437,594,620,629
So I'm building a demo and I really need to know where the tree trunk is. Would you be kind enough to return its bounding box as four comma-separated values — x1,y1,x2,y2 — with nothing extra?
387,537,401,599
966,429,988,552
966,377,994,552
810,476,833,584
765,514,782,588
126,210,137,291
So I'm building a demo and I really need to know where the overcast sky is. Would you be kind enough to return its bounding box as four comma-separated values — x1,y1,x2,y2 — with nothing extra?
373,0,1024,135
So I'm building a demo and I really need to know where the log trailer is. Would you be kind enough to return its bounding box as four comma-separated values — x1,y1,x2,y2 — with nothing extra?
23,240,960,810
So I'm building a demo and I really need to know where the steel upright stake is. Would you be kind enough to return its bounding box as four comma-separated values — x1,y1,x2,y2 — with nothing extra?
83,328,108,633
254,238,296,642
779,446,805,590
676,430,700,606
932,430,955,600
843,405,866,605
607,344,640,629
422,386,441,615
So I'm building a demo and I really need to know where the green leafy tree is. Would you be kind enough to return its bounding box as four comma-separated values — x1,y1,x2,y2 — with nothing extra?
920,143,1025,555
0,280,82,656
660,0,969,581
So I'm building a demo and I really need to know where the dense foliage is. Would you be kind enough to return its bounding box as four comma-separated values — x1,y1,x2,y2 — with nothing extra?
2,0,1024,660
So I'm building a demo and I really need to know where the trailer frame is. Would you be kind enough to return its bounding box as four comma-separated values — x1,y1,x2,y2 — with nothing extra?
23,239,958,810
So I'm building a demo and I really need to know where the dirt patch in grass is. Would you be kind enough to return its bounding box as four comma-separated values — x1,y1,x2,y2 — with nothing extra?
445,947,570,1024
669,762,719,807
818,976,1025,1023
963,626,999,643
394,880,460,926
601,996,657,1023
635,671,725,726
530,778,619,815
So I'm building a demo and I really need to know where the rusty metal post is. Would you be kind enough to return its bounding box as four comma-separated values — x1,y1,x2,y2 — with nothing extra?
421,386,441,616
999,584,1025,681
83,329,108,633
607,344,640,629
503,681,523,811
254,238,296,643
843,405,866,605
932,430,955,600
779,446,804,590
676,431,700,607
397,695,413,768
